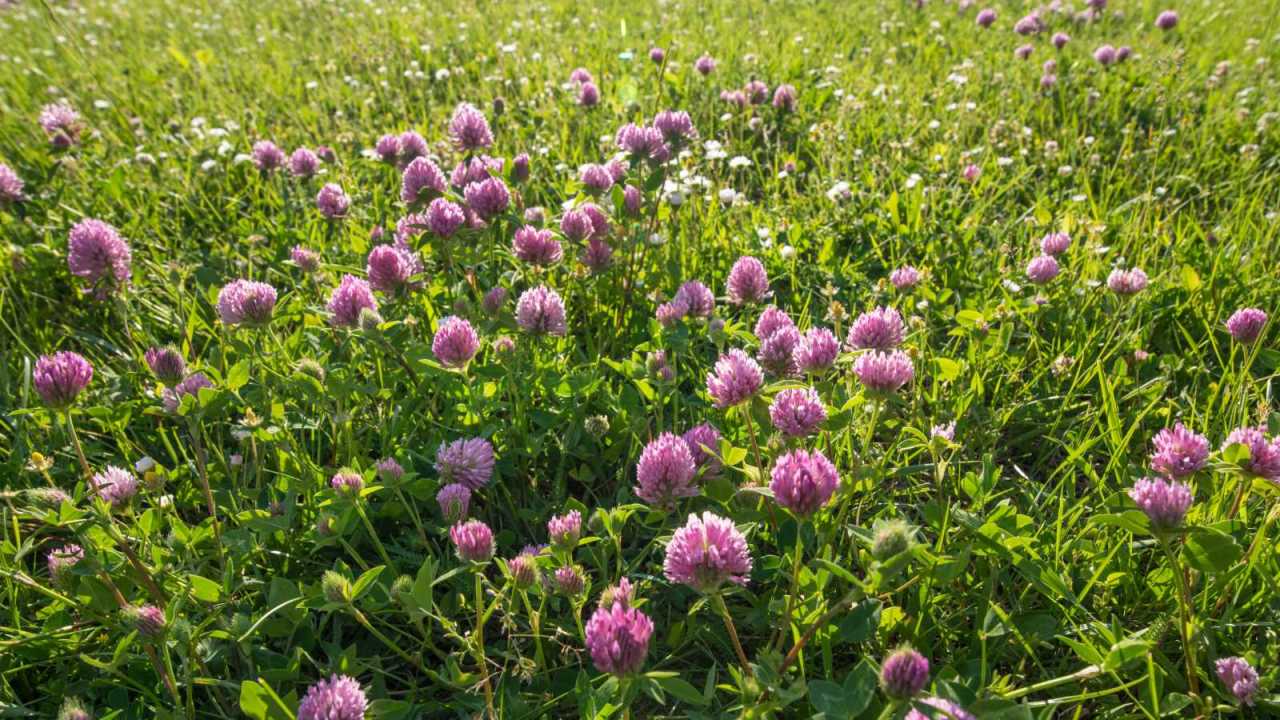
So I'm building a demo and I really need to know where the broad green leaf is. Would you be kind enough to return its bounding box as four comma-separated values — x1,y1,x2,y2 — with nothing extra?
367,699,412,719
812,558,858,587
1179,265,1201,292
836,599,881,643
1090,511,1149,535
351,565,385,600
188,574,222,602
1102,637,1150,672
655,676,708,706
226,360,251,391
841,659,878,716
808,680,850,719
239,680,293,720
934,357,963,382
1183,528,1242,574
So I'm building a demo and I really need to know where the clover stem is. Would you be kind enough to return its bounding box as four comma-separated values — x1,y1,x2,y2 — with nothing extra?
712,592,753,679
1157,534,1200,698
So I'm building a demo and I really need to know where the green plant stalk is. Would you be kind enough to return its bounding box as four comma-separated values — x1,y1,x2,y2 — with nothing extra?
159,641,183,708
1224,473,1250,521
351,607,423,671
474,571,497,720
779,588,865,674
65,412,91,479
4,569,77,607
183,637,198,718
394,486,429,547
1019,674,1151,709
1147,651,1160,717
831,396,885,545
1001,663,1102,700
186,418,225,566
339,537,372,572
712,592,753,679
861,397,883,461
354,502,397,574
99,515,167,605
1234,340,1262,427
519,588,545,669
619,675,633,720
1157,534,1200,699
1222,502,1279,608
378,334,419,385
741,403,765,473
773,529,805,653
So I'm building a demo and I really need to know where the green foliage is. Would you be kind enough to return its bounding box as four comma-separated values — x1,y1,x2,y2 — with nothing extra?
1,0,1279,717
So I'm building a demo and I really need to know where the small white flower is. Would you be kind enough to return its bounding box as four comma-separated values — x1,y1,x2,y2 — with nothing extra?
718,188,738,205
648,233,666,246
729,155,751,168
827,181,852,202
780,245,797,260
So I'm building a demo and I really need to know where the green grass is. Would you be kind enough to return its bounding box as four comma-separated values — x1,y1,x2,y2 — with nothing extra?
2,0,1280,717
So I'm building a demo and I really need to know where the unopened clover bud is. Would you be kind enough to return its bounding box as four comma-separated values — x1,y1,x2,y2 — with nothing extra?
389,575,413,606
321,570,353,605
27,487,71,508
123,604,167,638
508,554,539,589
708,317,726,338
376,457,404,482
295,358,326,382
358,307,383,333
585,415,610,439
871,519,916,562
57,698,92,720
554,565,585,596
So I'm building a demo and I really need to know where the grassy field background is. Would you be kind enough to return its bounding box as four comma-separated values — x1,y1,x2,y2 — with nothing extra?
2,0,1280,717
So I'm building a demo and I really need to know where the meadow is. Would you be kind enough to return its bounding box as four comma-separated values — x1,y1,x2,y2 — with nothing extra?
2,0,1280,717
